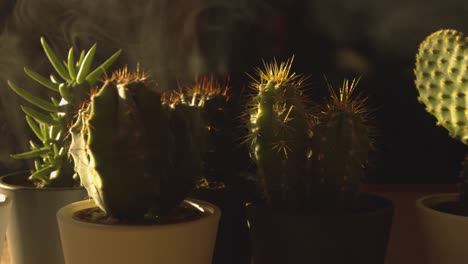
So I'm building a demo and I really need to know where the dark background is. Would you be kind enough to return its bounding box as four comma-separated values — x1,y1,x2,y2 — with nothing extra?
0,0,466,183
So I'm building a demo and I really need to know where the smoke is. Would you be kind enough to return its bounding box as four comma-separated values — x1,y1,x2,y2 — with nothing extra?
0,0,265,171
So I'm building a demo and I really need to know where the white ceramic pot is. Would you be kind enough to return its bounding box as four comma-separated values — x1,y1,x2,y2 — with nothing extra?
416,193,468,264
57,199,221,264
0,193,12,260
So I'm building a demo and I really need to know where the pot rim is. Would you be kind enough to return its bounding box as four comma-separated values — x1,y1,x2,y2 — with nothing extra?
247,192,394,217
0,171,83,192
415,192,467,220
57,198,221,230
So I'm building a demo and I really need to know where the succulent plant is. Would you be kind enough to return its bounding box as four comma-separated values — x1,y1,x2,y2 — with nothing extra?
8,37,121,187
245,57,373,212
170,77,248,187
309,79,372,212
69,67,206,220
246,57,311,209
415,29,468,208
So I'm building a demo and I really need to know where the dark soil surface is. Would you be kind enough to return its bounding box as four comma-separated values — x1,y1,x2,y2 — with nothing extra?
73,203,208,225
432,201,468,216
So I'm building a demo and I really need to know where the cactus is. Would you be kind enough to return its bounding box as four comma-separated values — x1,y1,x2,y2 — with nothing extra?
415,29,468,210
69,67,205,220
8,37,121,187
246,57,311,209
171,77,248,186
309,79,372,211
414,29,468,144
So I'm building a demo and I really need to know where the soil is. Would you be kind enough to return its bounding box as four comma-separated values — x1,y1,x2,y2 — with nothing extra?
432,201,468,216
73,203,208,225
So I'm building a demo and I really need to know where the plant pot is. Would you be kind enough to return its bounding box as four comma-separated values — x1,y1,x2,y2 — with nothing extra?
190,185,251,264
416,193,468,264
57,198,221,264
246,193,394,264
0,193,12,260
0,172,87,264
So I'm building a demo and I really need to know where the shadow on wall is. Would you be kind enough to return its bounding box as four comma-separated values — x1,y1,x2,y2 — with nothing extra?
0,0,467,182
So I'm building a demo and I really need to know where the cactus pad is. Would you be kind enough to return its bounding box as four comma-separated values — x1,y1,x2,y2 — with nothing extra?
415,29,468,145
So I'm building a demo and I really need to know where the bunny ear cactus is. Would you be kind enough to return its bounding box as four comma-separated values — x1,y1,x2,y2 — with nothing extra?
69,67,205,220
246,57,311,210
415,29,468,209
309,79,372,212
8,37,121,187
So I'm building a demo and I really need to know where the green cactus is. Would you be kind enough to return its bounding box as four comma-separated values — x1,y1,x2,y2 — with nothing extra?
415,29,468,210
246,57,311,209
69,67,205,220
309,79,372,212
414,29,468,144
8,37,121,187
171,77,248,187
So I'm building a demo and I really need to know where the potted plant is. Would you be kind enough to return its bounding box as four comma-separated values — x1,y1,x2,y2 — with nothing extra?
173,77,252,264
0,37,121,264
244,57,394,264
414,29,468,264
57,67,221,264
0,191,12,261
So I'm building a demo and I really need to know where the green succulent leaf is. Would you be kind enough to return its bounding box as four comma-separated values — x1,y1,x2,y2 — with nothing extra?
86,49,123,85
67,48,77,80
25,115,46,142
29,165,54,184
21,106,60,126
40,37,71,82
10,147,50,159
58,83,73,103
8,81,58,112
76,44,97,84
24,68,59,92
77,50,85,68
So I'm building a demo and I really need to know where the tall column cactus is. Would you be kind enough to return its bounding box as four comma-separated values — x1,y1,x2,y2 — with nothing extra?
309,79,372,212
69,67,205,220
415,29,468,208
8,37,121,187
246,57,311,209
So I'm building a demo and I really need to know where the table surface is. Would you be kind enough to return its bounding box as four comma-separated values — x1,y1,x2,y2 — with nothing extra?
0,184,457,264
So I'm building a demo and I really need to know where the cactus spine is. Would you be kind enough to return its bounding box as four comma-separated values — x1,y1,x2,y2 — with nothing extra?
415,29,468,210
246,57,310,209
69,67,205,220
8,37,121,187
309,79,372,211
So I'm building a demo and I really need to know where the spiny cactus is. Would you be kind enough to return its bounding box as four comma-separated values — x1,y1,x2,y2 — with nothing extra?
8,37,121,187
309,79,372,211
69,67,206,220
246,57,311,209
415,29,468,210
170,77,248,186
414,29,468,144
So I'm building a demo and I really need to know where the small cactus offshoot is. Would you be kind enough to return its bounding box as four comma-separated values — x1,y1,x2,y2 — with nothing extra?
8,37,121,187
69,67,206,220
415,29,468,210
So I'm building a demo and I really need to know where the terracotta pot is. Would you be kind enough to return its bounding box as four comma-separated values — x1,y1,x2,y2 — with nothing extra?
57,198,221,264
246,193,394,264
416,193,468,264
0,172,87,264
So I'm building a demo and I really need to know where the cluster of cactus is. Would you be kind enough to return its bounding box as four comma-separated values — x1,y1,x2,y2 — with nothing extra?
246,57,372,212
69,67,206,220
169,77,248,187
414,29,468,208
8,37,121,187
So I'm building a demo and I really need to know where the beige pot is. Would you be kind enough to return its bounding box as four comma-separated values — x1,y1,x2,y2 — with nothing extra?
416,193,468,264
57,199,221,264
0,193,12,260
